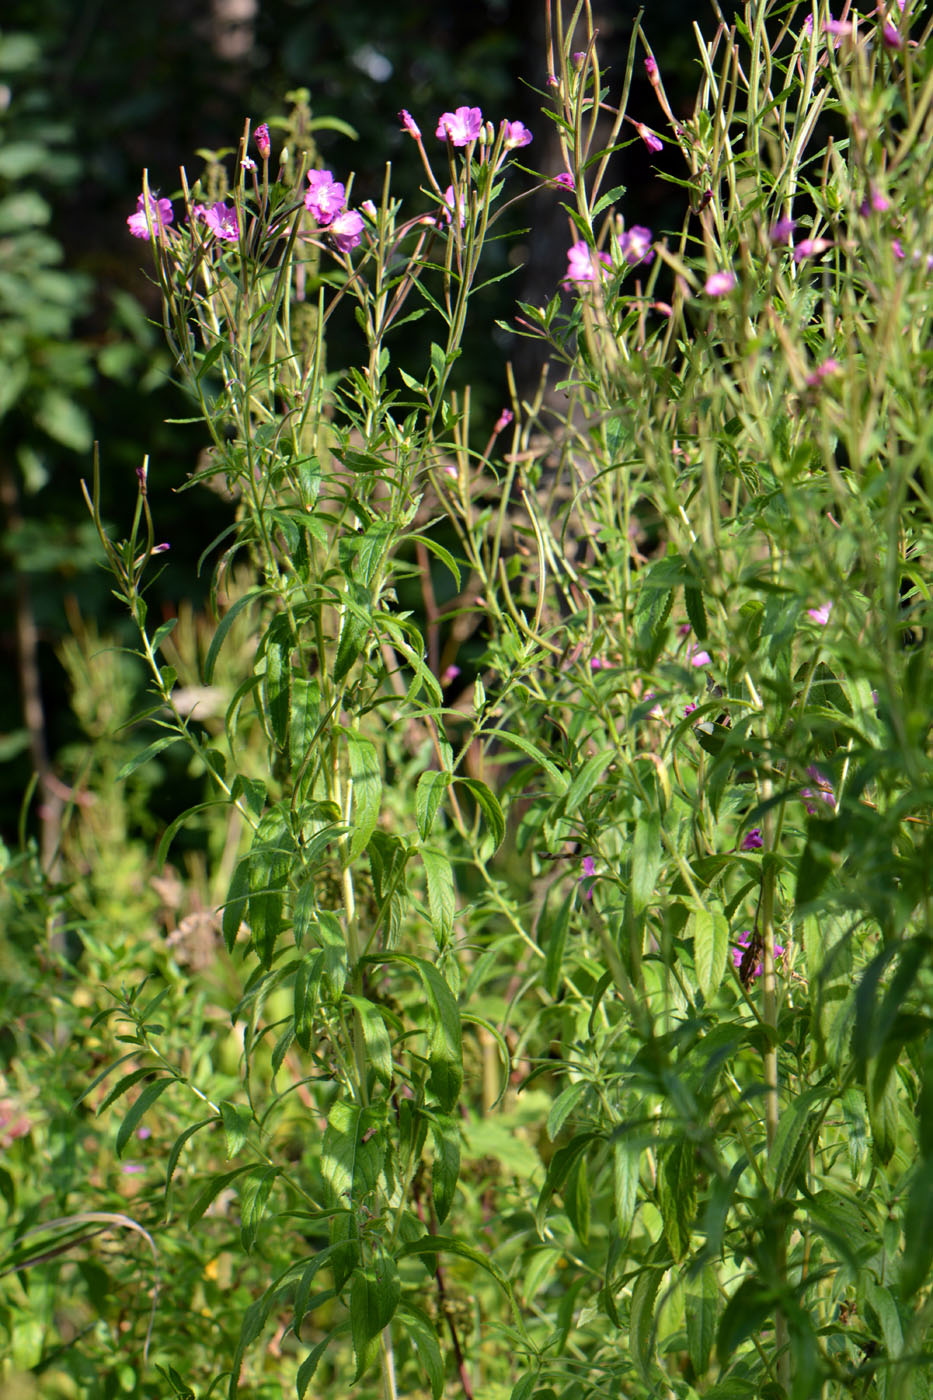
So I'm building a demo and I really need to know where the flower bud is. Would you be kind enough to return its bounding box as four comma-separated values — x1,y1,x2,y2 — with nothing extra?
254,123,271,158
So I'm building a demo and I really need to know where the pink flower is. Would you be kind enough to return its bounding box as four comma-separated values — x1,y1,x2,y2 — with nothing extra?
802,766,835,814
805,358,840,388
436,106,483,145
501,120,533,149
807,601,833,624
579,856,597,899
732,931,784,977
770,216,796,245
705,270,736,296
882,21,903,48
860,186,890,214
616,224,654,266
127,192,174,239
553,172,575,191
794,237,832,261
686,641,711,667
330,208,364,253
399,109,421,139
741,828,763,851
494,408,514,433
683,702,698,716
195,201,239,241
893,238,906,259
441,664,461,685
442,185,466,228
645,56,659,81
823,18,854,37
254,123,271,158
304,169,346,226
590,657,609,670
635,122,663,153
563,240,611,286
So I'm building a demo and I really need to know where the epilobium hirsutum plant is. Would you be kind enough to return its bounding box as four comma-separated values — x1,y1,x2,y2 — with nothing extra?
72,2,933,1397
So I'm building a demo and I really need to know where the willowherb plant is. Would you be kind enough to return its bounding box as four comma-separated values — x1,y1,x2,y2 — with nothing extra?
68,1,933,1398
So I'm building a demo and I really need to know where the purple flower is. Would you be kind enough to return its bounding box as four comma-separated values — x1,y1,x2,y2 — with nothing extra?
893,238,906,260
590,657,609,671
441,664,461,685
770,216,796,245
794,237,832,262
494,408,514,434
616,224,654,267
741,828,763,851
563,240,611,286
127,192,174,240
686,641,711,667
883,21,903,49
635,122,663,153
823,18,854,37
860,186,890,215
705,270,736,296
732,930,784,977
501,120,533,149
304,169,346,226
683,702,698,716
330,208,364,253
802,766,835,814
807,601,833,625
436,106,483,146
645,56,659,82
553,172,575,191
254,123,271,158
399,109,421,139
579,856,597,899
195,201,239,241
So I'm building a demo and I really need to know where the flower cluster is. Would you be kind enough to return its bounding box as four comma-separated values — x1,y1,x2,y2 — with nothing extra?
127,192,174,240
304,169,364,253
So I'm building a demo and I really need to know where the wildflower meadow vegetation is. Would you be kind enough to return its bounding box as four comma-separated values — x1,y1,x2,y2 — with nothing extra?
3,1,933,1397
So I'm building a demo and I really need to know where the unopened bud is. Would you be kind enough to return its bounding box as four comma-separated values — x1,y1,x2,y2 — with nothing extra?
254,123,271,158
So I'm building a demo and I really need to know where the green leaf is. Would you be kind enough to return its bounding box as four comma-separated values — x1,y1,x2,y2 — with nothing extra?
204,587,263,683
630,1265,664,1381
631,810,662,917
322,1100,386,1206
247,809,296,967
345,996,394,1088
429,1114,461,1224
115,1078,173,1157
547,1081,587,1142
222,855,250,952
684,585,708,640
456,777,506,851
220,1101,253,1159
686,1265,718,1376
350,1256,401,1372
690,906,730,1003
658,1139,696,1260
416,770,451,841
263,615,293,750
409,534,461,589
769,1083,830,1194
398,1234,513,1298
346,731,381,862
399,1304,445,1400
115,732,182,782
240,1165,279,1252
334,581,371,683
297,1333,335,1399
187,1165,254,1228
492,730,567,792
612,1136,640,1238
561,749,614,818
421,846,455,948
543,887,574,999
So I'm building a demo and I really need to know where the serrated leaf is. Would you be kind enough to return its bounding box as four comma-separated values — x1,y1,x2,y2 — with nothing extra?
416,770,451,841
631,809,661,917
547,1081,587,1142
115,732,182,782
297,1333,335,1398
187,1165,254,1228
421,846,455,948
686,1265,718,1376
115,1078,173,1157
220,1100,253,1159
691,906,730,1002
204,588,263,684
429,1114,460,1223
659,1139,696,1260
346,731,381,862
456,777,505,850
350,1257,401,1365
400,1304,445,1400
240,1165,279,1252
345,996,394,1087
322,1100,386,1206
334,582,371,683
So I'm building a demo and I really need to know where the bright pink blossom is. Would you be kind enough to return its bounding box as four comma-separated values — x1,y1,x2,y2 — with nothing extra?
494,408,514,433
687,641,711,667
882,21,903,48
254,123,271,158
195,201,239,241
807,601,833,624
705,270,736,296
823,18,854,37
794,237,832,262
127,192,174,239
442,185,466,228
770,216,796,245
893,238,906,260
553,172,575,191
645,56,659,81
635,122,663,153
805,358,840,388
399,109,421,139
330,208,364,253
579,856,597,899
304,170,346,226
802,766,835,814
741,828,763,851
563,240,611,286
501,120,533,149
616,224,654,266
436,106,483,145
